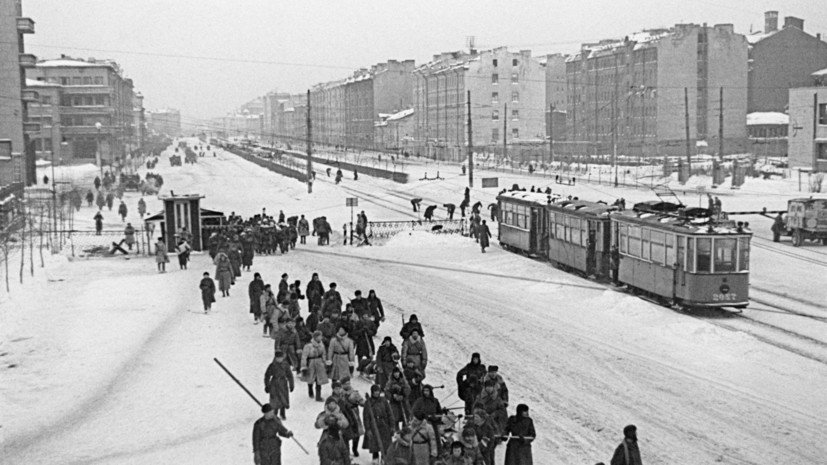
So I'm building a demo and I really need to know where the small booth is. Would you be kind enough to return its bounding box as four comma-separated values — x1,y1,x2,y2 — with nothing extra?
143,193,225,251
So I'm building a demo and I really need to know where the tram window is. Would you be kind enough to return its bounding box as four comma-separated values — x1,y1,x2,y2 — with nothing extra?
518,212,527,229
556,219,565,241
628,226,641,257
686,237,695,271
650,230,665,264
618,224,628,254
641,229,651,261
714,238,737,272
665,234,675,266
696,237,712,273
738,237,750,271
676,236,685,268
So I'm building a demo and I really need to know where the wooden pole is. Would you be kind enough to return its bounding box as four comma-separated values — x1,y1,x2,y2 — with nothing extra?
306,90,313,194
467,90,473,187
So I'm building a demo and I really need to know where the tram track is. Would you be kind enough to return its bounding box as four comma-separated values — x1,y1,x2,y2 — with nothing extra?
751,236,827,268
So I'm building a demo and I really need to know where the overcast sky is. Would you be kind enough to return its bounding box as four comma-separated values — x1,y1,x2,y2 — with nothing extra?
24,0,826,124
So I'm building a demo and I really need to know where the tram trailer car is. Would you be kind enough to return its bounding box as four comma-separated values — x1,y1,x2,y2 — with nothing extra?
611,208,752,308
497,191,555,256
546,200,616,279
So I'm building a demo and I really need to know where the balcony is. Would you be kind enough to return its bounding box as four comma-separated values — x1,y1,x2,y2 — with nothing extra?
19,53,37,68
17,17,35,34
23,122,41,134
21,89,39,102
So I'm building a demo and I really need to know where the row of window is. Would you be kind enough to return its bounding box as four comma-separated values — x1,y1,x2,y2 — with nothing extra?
500,202,529,229
37,76,106,86
492,74,520,84
60,94,110,107
491,109,520,120
61,116,110,127
550,213,595,248
491,91,520,104
490,128,520,141
492,58,520,67
617,223,749,272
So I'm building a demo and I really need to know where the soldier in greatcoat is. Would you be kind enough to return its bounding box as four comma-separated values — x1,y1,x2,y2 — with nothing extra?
301,330,329,401
363,384,395,462
264,351,294,420
327,326,356,383
252,404,293,465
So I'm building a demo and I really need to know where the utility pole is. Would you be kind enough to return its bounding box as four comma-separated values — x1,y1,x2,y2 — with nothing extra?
306,90,312,194
718,86,724,162
684,87,692,173
466,90,473,187
503,103,508,162
549,103,554,167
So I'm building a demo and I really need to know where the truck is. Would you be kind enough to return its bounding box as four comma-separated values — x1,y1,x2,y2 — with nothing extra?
781,198,827,246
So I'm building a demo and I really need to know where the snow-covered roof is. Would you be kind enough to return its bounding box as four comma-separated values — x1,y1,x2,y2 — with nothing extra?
387,108,414,121
812,67,827,77
747,112,789,126
746,30,778,45
37,58,111,68
498,191,558,205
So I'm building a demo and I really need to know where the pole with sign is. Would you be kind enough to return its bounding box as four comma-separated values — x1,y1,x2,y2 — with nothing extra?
346,197,358,244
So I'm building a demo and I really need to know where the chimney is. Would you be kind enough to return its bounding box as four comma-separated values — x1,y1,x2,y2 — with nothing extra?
764,11,778,33
784,16,804,31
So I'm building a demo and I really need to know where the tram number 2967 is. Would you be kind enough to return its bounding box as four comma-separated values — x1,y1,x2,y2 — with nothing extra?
712,293,738,302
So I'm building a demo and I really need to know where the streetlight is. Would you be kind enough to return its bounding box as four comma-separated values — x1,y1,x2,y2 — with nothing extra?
95,121,103,178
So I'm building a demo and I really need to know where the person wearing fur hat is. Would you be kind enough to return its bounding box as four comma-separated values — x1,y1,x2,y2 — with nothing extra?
363,384,394,463
252,403,293,465
386,384,411,431
504,404,535,465
327,326,356,381
264,351,294,420
401,329,428,376
317,424,351,465
457,352,487,415
321,283,343,318
610,424,642,465
375,336,400,388
384,426,414,464
327,379,362,457
469,408,498,465
475,379,508,436
384,366,411,399
411,384,444,456
272,319,300,370
409,413,438,465
459,427,487,465
399,314,424,340
305,272,325,313
249,272,265,323
301,330,329,401
315,396,350,440
482,365,509,407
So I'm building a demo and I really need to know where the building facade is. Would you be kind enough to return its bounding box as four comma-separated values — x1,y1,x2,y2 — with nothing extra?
544,53,567,141
413,47,546,161
147,108,181,138
788,87,827,172
24,78,63,161
566,24,748,157
0,0,35,187
28,56,136,167
747,12,827,113
375,108,414,151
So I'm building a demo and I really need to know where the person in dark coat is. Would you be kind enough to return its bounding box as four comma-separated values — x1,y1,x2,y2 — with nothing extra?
399,314,424,340
321,283,343,318
443,203,456,220
351,290,369,318
470,408,498,465
94,211,104,235
199,272,216,312
504,404,535,465
423,205,437,221
362,384,395,461
384,427,414,464
86,190,94,207
479,220,492,253
411,198,422,212
277,273,290,304
352,314,377,372
771,213,784,242
411,384,443,455
610,424,642,465
375,337,399,389
252,403,293,465
366,290,385,327
457,352,487,414
264,351,295,420
327,381,361,455
306,272,325,313
249,273,265,323
318,425,351,465
117,201,128,222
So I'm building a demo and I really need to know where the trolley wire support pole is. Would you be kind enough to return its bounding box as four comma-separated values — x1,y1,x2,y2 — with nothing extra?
684,87,692,176
549,103,554,169
718,86,724,163
213,358,309,455
466,90,473,188
306,89,313,194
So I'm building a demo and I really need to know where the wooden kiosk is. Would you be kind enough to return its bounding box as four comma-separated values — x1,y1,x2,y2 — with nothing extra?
143,193,224,251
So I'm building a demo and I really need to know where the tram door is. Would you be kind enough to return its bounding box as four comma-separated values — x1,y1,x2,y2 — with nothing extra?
531,208,546,254
586,222,597,276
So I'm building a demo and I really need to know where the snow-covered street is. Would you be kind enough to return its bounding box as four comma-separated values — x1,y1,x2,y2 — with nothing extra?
3,141,826,464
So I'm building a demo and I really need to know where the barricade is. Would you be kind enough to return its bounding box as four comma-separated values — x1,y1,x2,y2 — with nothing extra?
368,219,466,239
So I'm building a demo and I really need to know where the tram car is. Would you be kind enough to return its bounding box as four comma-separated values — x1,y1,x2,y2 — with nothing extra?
497,191,556,256
611,205,752,309
547,199,616,279
496,192,753,309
